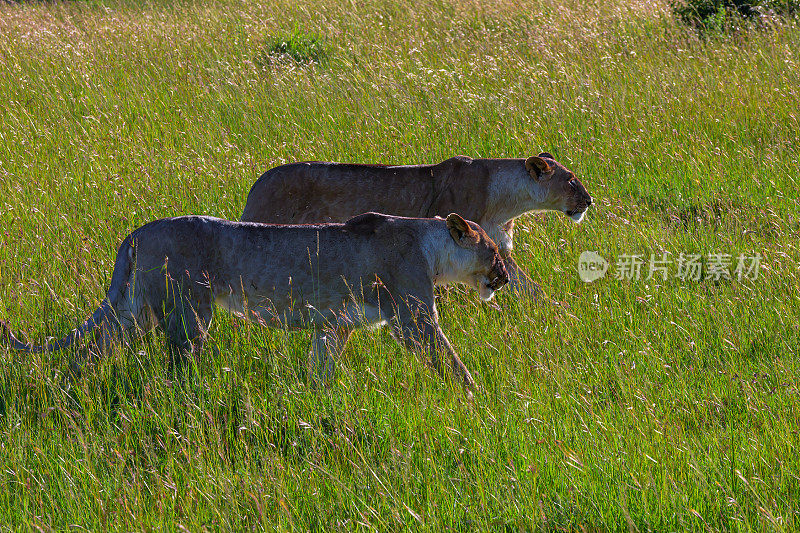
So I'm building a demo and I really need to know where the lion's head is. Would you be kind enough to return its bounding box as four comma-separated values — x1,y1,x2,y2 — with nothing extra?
525,153,593,223
445,213,509,301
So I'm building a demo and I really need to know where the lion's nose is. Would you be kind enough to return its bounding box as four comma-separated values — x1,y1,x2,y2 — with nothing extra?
489,270,509,289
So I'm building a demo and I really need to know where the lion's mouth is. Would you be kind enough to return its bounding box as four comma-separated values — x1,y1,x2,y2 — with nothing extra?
479,284,496,301
478,274,508,301
566,209,586,223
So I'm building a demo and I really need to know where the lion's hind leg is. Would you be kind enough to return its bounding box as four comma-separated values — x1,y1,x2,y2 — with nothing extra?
70,296,155,376
160,287,213,378
68,300,124,376
308,325,353,388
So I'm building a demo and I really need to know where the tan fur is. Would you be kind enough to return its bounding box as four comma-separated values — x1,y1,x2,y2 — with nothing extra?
241,154,592,296
1,213,508,394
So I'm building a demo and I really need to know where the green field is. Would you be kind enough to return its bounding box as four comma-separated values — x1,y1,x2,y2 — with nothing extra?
1,0,799,529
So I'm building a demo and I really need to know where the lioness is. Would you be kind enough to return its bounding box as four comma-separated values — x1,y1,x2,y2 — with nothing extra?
240,154,592,295
1,213,508,392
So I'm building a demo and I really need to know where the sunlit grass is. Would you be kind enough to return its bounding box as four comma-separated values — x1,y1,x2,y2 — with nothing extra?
0,0,798,529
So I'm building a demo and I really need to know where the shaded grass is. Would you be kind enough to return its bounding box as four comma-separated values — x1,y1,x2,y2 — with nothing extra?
0,0,799,530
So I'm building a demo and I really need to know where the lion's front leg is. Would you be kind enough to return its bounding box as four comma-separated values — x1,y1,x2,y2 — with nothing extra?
430,325,476,393
503,253,544,299
487,221,544,299
393,298,476,396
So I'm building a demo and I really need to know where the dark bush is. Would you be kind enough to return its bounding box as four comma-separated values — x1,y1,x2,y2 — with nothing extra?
672,0,799,34
255,31,328,69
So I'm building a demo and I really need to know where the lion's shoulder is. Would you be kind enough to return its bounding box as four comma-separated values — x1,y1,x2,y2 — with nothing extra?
343,213,420,252
437,155,473,170
343,212,393,236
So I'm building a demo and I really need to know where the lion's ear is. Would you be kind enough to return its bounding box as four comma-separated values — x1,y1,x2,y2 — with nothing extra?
446,213,479,247
525,156,552,181
538,152,555,160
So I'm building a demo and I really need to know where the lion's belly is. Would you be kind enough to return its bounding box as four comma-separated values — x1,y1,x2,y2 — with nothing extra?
214,285,386,331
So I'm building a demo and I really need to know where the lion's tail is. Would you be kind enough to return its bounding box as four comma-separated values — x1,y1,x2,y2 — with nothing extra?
1,234,136,354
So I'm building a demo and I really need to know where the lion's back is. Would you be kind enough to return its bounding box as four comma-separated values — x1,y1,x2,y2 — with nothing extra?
240,160,452,224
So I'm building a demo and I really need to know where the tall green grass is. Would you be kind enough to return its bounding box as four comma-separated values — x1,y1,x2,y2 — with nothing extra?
0,0,798,529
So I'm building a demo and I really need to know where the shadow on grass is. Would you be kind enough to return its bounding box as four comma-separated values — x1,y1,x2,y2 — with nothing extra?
636,194,794,235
